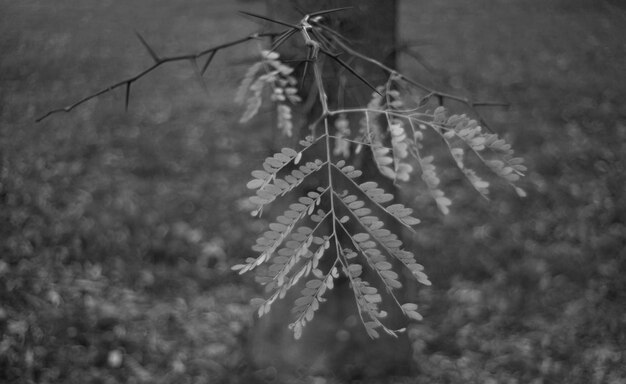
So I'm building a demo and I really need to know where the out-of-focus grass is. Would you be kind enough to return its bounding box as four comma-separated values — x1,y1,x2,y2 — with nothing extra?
1,0,625,383
1,1,273,383
397,1,626,383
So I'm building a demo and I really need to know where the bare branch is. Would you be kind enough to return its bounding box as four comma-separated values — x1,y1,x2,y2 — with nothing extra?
36,32,279,122
318,28,509,131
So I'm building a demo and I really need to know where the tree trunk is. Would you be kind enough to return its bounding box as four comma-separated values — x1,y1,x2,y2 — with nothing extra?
246,1,414,381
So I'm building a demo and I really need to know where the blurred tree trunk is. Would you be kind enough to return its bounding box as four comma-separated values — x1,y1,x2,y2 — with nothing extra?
246,1,415,381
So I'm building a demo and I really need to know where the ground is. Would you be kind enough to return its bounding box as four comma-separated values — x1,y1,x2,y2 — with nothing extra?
1,0,625,383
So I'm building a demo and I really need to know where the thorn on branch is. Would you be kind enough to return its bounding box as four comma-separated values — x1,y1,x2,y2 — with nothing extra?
125,82,131,111
201,50,217,76
189,58,208,92
309,7,354,18
134,30,160,63
238,11,299,29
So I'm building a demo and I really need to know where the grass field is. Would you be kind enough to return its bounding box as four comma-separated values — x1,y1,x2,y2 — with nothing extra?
1,0,625,383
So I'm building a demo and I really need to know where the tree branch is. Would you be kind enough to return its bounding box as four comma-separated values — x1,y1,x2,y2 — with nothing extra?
319,28,509,131
36,32,280,122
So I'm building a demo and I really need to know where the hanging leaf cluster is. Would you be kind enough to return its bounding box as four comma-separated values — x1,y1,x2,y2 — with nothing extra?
235,50,301,136
231,10,526,340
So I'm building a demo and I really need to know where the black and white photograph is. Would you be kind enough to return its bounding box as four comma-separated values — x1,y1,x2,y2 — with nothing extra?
1,1,625,383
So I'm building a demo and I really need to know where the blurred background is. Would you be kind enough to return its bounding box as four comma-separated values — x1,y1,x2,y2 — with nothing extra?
1,0,625,383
